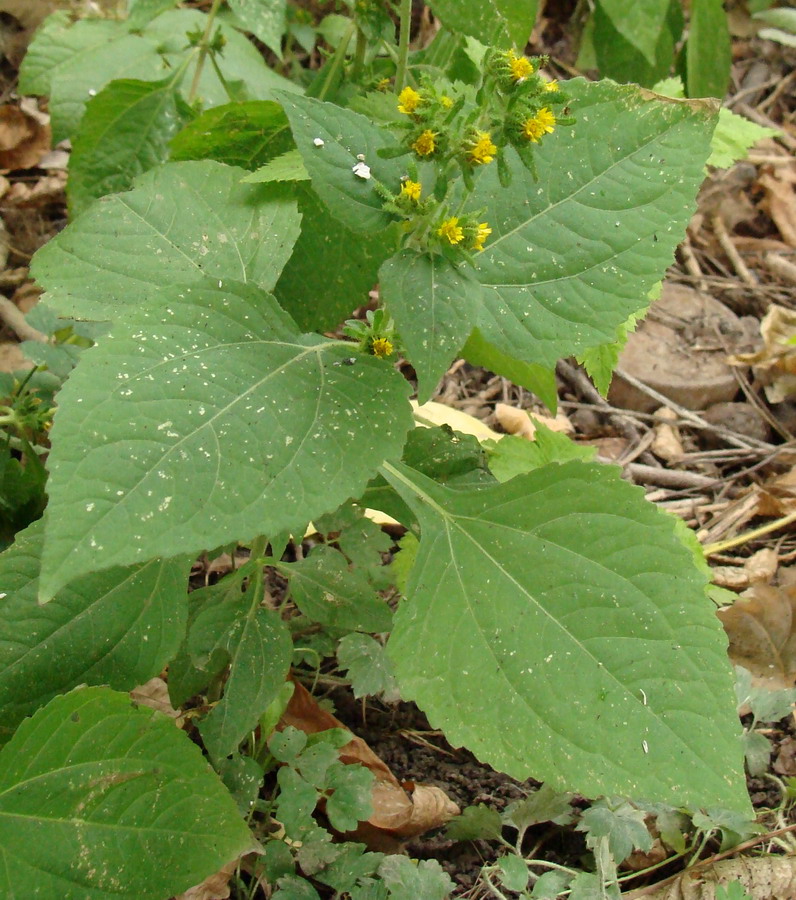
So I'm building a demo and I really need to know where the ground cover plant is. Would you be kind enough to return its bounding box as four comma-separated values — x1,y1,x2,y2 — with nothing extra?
0,0,787,897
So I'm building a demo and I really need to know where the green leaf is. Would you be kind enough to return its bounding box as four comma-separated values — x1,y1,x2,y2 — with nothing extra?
485,427,596,482
445,803,503,841
337,634,398,699
0,686,252,898
426,0,538,46
279,93,406,233
281,546,393,632
577,800,653,862
126,0,182,30
687,0,731,98
504,785,575,835
380,460,750,812
324,764,374,832
377,857,454,900
170,101,295,170
461,330,558,411
709,108,779,168
470,80,716,368
594,0,671,65
22,14,167,144
592,0,682,87
313,843,383,892
0,519,189,745
754,8,796,30
270,726,308,764
197,597,292,762
498,854,529,892
38,280,412,600
741,731,771,778
243,149,309,183
141,9,300,109
277,767,320,838
275,185,398,332
68,78,189,217
32,160,302,322
380,251,482,403
228,0,287,56
578,308,643,397
276,874,323,900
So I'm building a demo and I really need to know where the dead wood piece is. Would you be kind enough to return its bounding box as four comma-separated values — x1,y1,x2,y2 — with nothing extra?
625,463,717,490
765,252,796,285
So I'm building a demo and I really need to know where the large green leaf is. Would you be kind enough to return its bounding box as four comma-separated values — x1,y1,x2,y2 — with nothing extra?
0,520,189,745
687,0,731,98
68,78,189,217
279,94,406,233
170,101,295,170
32,160,301,322
228,0,287,56
380,251,482,404
195,592,292,762
469,80,717,368
427,0,538,47
276,185,397,332
141,9,299,108
381,460,749,813
38,280,412,601
594,0,671,66
0,687,252,898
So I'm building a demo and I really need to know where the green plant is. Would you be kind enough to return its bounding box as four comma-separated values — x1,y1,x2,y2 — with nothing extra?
576,0,732,98
0,0,771,896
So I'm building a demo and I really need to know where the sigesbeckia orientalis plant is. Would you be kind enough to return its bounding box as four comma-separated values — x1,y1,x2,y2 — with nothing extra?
0,0,752,896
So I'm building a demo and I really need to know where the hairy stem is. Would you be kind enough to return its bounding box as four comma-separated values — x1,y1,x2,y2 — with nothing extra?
187,0,223,105
395,0,412,91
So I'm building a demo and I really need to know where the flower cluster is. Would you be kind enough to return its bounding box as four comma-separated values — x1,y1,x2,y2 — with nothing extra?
436,214,492,254
343,308,399,359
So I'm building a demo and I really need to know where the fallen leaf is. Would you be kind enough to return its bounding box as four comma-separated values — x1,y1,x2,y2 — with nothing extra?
494,403,572,440
411,399,500,441
730,304,796,404
756,467,796,517
773,736,796,776
175,861,237,900
130,677,182,719
717,583,796,691
636,854,796,899
745,548,779,585
279,681,459,848
759,167,796,248
0,102,50,171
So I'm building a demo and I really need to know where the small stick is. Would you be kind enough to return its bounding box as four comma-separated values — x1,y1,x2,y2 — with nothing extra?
765,252,796,286
711,214,756,286
703,509,796,556
625,463,717,490
0,296,47,343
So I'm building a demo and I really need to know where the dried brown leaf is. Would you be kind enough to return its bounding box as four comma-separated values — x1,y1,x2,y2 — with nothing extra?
773,736,796,776
130,677,181,719
760,169,796,248
717,583,796,691
493,403,572,440
278,681,459,848
638,855,796,899
0,103,50,171
175,861,237,900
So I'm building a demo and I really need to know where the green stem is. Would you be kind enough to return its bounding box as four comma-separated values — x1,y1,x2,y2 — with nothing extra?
187,0,224,105
316,20,356,101
702,509,796,556
352,25,368,81
248,535,269,604
395,0,412,91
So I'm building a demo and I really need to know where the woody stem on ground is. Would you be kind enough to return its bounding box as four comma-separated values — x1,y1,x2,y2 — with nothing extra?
187,0,224,104
395,0,412,91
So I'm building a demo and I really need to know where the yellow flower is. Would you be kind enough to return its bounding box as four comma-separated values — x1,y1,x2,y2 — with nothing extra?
440,95,454,108
543,79,559,92
467,130,497,166
376,77,391,92
397,86,422,114
411,129,438,156
522,107,556,143
508,49,534,82
371,337,394,358
437,217,464,245
400,179,422,202
472,222,492,252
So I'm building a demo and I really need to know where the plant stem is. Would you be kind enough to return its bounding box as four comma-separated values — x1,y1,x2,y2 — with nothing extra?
248,535,269,604
352,25,368,81
316,19,356,101
187,0,224,105
395,0,412,91
702,509,796,556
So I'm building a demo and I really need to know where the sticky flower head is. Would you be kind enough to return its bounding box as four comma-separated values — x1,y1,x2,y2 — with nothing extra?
370,337,394,358
471,222,492,252
437,217,464,245
397,86,422,115
467,130,497,166
522,107,556,143
399,179,422,202
411,129,438,156
507,49,534,83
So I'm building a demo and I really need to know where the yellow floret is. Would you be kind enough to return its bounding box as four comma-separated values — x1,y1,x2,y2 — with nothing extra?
400,180,422,202
371,338,394,358
411,129,438,156
472,222,492,252
397,86,422,114
437,217,464,245
468,131,497,166
508,49,534,82
522,107,556,143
